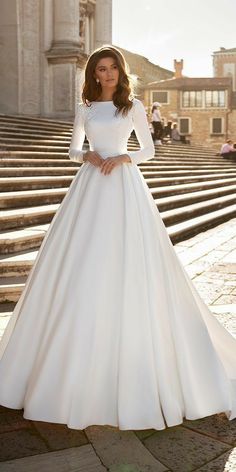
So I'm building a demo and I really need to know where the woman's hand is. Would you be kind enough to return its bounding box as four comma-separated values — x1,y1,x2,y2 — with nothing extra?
100,155,131,175
83,151,103,167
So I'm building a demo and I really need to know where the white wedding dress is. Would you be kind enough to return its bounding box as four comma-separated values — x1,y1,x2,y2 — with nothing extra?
0,98,236,431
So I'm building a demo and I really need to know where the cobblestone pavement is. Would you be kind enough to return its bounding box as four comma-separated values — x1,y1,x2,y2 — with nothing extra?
1,219,236,471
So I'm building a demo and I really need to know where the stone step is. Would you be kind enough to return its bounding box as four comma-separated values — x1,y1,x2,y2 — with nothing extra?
0,113,72,127
1,151,234,168
0,175,73,190
0,203,58,230
1,186,236,255
1,179,235,211
0,277,26,303
143,168,236,177
161,193,236,225
0,131,218,157
0,139,221,158
151,154,226,162
1,166,236,178
0,141,150,153
0,250,38,276
150,177,236,196
0,123,72,133
0,140,217,158
0,130,73,139
155,146,216,155
0,120,210,153
1,177,236,231
0,137,71,146
0,143,70,152
169,204,236,243
0,144,222,161
141,162,236,169
0,188,66,209
0,158,79,167
1,204,236,302
2,175,236,193
0,224,50,254
0,151,73,159
0,166,78,176
155,183,236,211
146,172,236,187
1,160,234,175
145,158,235,166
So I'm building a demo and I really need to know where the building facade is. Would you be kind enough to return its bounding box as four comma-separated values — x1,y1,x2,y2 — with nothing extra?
0,0,112,118
144,60,234,148
213,47,236,145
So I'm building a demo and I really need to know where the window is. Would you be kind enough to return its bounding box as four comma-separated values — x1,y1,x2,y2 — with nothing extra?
182,91,202,107
151,91,168,104
211,118,224,134
205,91,225,107
179,118,191,134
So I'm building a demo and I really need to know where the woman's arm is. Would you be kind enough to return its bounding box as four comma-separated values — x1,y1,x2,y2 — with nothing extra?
68,103,86,163
126,99,155,165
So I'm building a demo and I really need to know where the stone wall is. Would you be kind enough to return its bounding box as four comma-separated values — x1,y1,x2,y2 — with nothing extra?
0,1,20,113
0,0,112,117
229,110,236,143
213,51,236,91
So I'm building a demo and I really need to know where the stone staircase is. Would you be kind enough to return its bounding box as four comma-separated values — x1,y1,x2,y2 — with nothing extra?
0,112,236,304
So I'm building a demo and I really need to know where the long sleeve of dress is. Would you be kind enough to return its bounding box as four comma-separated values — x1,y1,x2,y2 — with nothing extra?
127,99,155,166
68,103,86,163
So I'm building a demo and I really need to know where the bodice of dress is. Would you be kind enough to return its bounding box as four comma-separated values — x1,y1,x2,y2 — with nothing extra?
69,98,155,165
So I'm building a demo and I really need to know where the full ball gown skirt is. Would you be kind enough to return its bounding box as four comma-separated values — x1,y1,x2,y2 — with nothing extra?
0,98,236,431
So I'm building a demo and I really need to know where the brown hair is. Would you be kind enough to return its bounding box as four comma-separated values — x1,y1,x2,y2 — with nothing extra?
82,45,134,116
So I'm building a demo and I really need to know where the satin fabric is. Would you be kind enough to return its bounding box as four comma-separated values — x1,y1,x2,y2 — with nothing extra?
0,100,236,430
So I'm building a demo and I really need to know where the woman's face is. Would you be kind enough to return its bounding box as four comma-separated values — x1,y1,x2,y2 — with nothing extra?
94,57,119,90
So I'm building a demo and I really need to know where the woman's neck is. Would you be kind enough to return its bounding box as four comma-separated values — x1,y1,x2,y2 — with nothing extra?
98,89,115,102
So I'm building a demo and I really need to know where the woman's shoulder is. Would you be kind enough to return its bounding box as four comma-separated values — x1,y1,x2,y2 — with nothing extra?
76,101,88,111
131,98,147,115
132,97,143,107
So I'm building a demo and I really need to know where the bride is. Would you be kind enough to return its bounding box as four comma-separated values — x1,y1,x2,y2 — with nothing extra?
0,44,236,431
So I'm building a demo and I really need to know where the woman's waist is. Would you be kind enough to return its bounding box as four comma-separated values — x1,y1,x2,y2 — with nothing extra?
89,147,127,159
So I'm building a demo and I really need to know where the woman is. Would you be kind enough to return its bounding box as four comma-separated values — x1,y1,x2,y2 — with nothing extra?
151,103,163,145
0,45,236,431
171,123,181,144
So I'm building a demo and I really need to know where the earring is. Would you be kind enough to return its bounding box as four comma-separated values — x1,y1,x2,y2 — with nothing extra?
96,78,100,84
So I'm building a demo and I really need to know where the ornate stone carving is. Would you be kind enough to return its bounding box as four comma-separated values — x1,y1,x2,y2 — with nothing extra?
79,0,96,53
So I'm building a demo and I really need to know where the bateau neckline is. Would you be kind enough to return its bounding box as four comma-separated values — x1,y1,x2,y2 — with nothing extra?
93,100,113,103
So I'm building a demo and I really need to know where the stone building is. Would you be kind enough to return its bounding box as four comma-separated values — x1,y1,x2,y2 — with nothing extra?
144,60,234,148
213,47,236,144
213,47,236,91
0,0,112,118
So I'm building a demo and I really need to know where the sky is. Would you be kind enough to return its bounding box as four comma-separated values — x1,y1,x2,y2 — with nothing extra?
112,0,236,77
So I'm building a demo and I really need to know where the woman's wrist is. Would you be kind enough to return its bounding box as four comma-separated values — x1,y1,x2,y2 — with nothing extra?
119,154,132,164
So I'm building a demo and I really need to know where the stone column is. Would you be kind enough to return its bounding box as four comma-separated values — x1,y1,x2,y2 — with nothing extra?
53,0,80,50
95,0,112,48
0,0,19,113
45,0,87,117
17,0,41,115
84,15,90,54
90,14,95,52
